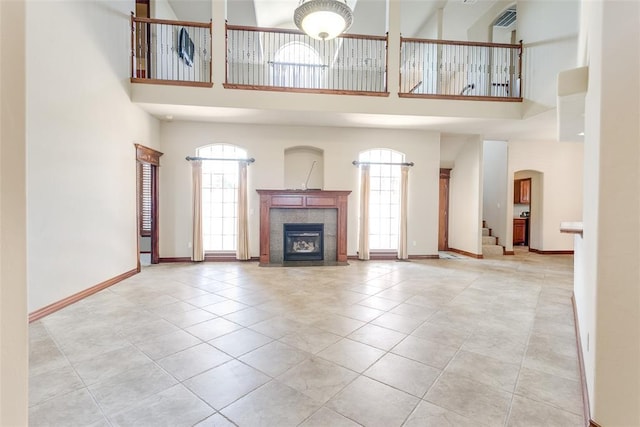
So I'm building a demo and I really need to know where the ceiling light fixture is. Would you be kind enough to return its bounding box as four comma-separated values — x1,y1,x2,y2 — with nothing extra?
294,0,353,41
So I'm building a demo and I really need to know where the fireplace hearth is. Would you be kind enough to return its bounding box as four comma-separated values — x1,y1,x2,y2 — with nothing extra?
283,223,324,261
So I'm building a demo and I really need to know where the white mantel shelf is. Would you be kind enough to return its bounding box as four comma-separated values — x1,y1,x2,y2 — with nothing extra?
560,221,584,235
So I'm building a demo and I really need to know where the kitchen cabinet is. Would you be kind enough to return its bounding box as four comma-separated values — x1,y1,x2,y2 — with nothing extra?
514,179,531,204
513,218,528,245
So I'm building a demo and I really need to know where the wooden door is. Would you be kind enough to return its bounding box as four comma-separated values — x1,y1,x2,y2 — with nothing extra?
135,144,163,267
438,169,451,251
520,179,531,204
513,219,527,245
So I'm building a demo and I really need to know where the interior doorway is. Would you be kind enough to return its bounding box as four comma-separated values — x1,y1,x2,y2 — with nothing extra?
513,169,542,251
135,144,163,268
438,168,451,251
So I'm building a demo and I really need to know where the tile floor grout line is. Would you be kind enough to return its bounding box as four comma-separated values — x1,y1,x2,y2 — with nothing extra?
29,254,582,426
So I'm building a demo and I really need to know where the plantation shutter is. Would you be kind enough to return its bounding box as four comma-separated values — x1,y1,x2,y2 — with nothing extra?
140,162,152,236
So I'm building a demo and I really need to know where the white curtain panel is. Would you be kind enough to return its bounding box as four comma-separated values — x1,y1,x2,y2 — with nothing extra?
358,164,370,261
191,160,204,262
236,162,250,260
398,165,410,260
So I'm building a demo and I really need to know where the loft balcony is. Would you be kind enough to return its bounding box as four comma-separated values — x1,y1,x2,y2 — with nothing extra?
130,16,524,121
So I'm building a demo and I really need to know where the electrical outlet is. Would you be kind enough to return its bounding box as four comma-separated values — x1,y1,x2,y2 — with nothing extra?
188,242,192,248
412,240,417,246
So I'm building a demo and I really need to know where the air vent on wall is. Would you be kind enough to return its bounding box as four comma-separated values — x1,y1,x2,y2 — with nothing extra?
495,7,516,27
461,0,477,4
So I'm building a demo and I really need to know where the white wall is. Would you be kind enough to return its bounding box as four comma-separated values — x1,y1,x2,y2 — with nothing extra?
482,140,508,247
0,0,28,423
576,1,640,425
518,0,580,114
448,136,483,256
159,122,441,258
152,0,178,19
26,0,160,312
467,0,514,43
507,140,582,252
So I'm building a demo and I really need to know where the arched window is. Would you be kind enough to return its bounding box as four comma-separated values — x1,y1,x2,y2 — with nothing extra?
196,143,247,251
272,42,324,89
359,148,405,250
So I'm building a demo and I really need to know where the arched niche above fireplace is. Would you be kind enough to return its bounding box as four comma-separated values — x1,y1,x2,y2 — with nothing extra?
284,146,324,190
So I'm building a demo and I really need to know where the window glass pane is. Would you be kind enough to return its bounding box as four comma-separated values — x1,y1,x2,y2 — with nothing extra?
197,143,246,251
223,188,236,203
222,235,235,251
211,235,223,249
221,202,233,218
358,148,404,250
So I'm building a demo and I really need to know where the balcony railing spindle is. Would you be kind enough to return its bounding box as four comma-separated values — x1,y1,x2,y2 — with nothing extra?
400,37,522,100
131,16,212,87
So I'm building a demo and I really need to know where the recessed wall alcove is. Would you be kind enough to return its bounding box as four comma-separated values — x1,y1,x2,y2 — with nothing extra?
284,146,324,190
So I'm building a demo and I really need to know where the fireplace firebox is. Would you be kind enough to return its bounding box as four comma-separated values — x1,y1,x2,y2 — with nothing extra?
283,223,324,261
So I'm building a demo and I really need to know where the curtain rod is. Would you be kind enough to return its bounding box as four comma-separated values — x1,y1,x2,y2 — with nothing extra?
186,156,255,164
352,160,414,167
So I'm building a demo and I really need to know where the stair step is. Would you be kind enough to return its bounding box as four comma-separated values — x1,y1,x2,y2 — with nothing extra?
482,236,497,245
482,227,491,236
482,244,504,257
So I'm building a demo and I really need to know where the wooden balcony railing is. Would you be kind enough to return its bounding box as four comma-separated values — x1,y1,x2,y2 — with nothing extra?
129,16,524,101
225,24,389,96
400,38,522,101
131,14,212,87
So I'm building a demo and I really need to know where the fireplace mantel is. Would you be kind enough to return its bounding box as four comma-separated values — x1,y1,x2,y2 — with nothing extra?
257,189,351,265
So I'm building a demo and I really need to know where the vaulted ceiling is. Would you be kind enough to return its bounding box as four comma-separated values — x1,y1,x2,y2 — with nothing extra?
166,0,498,38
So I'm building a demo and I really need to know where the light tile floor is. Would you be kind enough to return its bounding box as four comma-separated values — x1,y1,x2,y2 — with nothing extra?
30,249,584,426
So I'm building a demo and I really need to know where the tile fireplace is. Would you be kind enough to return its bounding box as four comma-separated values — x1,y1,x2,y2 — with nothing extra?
257,189,351,265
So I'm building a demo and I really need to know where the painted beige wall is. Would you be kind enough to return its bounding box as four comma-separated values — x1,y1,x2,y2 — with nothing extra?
284,147,324,190
26,1,160,312
448,136,483,256
507,140,583,252
159,121,440,258
0,0,28,423
576,1,640,425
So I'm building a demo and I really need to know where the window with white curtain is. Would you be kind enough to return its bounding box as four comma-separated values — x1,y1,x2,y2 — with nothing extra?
197,144,246,251
359,149,404,250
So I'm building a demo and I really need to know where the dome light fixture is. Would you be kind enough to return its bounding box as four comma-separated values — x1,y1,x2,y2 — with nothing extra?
294,0,353,41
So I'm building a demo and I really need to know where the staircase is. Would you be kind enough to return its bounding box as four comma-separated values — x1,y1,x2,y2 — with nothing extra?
482,220,504,257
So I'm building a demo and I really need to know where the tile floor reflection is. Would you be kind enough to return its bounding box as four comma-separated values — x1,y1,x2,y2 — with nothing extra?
29,250,584,426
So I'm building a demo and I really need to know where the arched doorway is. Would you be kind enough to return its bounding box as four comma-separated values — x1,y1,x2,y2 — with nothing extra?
513,169,543,250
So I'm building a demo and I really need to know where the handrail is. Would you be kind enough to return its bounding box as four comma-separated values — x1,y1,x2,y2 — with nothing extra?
401,37,522,49
399,37,523,100
226,23,387,41
130,15,212,86
132,16,211,28
225,25,389,94
128,16,523,102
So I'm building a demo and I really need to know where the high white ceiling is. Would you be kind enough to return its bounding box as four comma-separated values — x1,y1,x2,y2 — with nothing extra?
167,0,490,38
